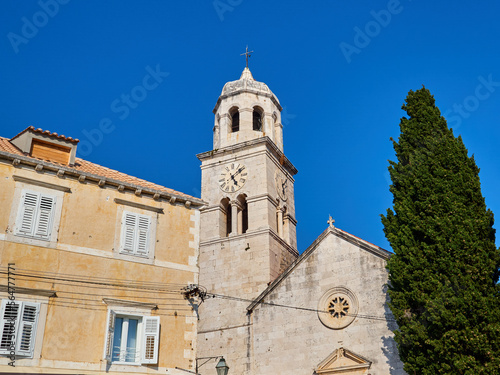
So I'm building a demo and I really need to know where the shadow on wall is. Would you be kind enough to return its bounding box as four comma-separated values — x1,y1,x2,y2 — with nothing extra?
381,283,407,375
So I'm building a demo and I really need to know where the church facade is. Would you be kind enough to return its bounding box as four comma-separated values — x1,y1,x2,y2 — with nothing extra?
196,67,406,375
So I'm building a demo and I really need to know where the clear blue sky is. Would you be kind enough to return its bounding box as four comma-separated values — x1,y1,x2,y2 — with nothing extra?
1,1,500,252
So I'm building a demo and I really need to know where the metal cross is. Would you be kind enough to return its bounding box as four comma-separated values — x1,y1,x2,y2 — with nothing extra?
240,46,254,68
327,215,335,228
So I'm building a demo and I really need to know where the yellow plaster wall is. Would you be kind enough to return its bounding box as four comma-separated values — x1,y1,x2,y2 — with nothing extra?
0,161,199,373
0,166,17,232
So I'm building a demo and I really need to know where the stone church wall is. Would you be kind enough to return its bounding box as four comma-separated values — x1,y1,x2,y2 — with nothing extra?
249,231,406,375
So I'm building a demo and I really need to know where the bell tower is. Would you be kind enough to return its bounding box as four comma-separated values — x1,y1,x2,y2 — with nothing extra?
196,65,299,374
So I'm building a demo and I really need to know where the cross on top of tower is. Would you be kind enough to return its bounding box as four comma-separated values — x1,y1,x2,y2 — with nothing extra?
240,46,254,68
328,215,335,229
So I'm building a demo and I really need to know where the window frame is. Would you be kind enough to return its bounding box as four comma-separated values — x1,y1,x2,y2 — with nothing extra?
119,211,153,258
0,299,40,358
104,309,160,366
14,189,57,241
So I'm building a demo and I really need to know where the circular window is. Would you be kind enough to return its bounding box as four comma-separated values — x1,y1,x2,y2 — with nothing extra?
318,287,358,330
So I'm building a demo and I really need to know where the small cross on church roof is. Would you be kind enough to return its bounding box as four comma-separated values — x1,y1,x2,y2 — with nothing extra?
328,215,335,229
240,45,254,68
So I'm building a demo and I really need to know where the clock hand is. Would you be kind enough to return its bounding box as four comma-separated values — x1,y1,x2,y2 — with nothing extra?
233,167,244,177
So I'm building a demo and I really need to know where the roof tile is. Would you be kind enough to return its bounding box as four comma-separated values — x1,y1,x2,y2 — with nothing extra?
0,136,200,202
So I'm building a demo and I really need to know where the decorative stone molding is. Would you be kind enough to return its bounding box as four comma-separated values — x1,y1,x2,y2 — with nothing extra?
13,175,71,193
114,198,164,214
318,287,359,330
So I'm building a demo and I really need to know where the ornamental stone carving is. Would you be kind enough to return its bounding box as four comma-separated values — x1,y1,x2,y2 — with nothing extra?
318,287,359,330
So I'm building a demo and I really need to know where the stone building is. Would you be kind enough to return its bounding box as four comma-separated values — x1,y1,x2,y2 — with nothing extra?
196,68,406,374
0,126,203,374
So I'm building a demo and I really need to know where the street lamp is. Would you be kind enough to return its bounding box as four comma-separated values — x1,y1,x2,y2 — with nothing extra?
196,356,229,375
215,357,229,375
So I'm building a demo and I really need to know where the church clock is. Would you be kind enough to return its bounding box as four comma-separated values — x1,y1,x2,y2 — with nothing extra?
219,162,247,193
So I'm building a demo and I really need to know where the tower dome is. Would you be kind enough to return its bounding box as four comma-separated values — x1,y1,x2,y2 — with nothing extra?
212,67,284,151
220,68,278,102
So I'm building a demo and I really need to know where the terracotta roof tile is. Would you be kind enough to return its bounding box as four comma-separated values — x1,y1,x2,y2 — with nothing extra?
0,136,201,202
11,126,79,143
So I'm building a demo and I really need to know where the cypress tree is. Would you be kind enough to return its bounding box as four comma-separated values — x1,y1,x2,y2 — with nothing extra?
382,87,500,374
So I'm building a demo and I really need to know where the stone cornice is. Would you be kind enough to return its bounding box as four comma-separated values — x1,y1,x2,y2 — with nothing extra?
0,285,56,298
199,227,298,259
114,198,164,214
13,175,71,193
197,137,297,176
213,89,282,113
0,150,206,208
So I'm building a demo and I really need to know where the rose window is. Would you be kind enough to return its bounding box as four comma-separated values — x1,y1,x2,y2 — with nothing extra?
318,287,358,330
328,296,349,319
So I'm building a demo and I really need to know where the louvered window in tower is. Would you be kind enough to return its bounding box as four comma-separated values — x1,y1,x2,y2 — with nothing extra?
0,300,40,358
15,190,56,241
120,212,152,257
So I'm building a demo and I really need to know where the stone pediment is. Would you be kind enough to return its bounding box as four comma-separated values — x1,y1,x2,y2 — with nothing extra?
315,347,372,374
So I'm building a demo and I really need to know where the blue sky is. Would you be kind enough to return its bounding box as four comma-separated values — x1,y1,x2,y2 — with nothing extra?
1,1,500,252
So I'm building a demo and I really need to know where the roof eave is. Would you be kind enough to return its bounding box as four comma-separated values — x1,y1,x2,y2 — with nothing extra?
0,150,206,208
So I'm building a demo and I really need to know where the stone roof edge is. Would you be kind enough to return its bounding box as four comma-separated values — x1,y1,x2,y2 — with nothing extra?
247,227,391,312
0,150,206,207
11,126,79,144
213,88,282,114
196,136,297,175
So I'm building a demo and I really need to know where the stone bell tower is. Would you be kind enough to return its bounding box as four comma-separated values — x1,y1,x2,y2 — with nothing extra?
196,65,299,374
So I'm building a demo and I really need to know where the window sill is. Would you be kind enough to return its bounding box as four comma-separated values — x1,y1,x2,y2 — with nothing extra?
5,233,56,249
111,361,141,366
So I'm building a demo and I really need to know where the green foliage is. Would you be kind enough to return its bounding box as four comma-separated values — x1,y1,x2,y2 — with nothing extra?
382,87,500,374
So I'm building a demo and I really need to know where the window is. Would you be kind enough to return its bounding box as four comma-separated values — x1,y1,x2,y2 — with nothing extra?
253,107,263,131
237,194,248,234
105,311,159,365
220,198,231,237
15,190,56,241
120,211,152,257
0,300,40,358
230,108,239,132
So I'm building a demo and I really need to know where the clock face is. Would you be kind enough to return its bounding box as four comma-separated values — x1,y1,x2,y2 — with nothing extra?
219,163,247,193
275,171,288,201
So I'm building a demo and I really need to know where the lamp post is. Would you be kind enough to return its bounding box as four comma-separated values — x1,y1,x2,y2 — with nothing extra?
195,356,229,375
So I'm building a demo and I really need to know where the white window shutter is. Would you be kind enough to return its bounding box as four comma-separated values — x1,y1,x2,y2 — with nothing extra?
17,192,39,236
141,316,160,364
122,213,137,253
16,302,39,357
136,216,150,256
34,195,55,239
0,300,20,355
105,310,116,362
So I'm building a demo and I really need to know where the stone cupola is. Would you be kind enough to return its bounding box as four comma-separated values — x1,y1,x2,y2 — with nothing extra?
212,67,284,151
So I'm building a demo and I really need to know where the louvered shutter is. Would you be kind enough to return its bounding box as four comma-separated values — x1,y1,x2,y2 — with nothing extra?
141,316,160,364
105,310,116,362
136,216,150,256
122,213,137,253
34,195,55,240
17,192,39,237
16,302,39,357
0,300,20,355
